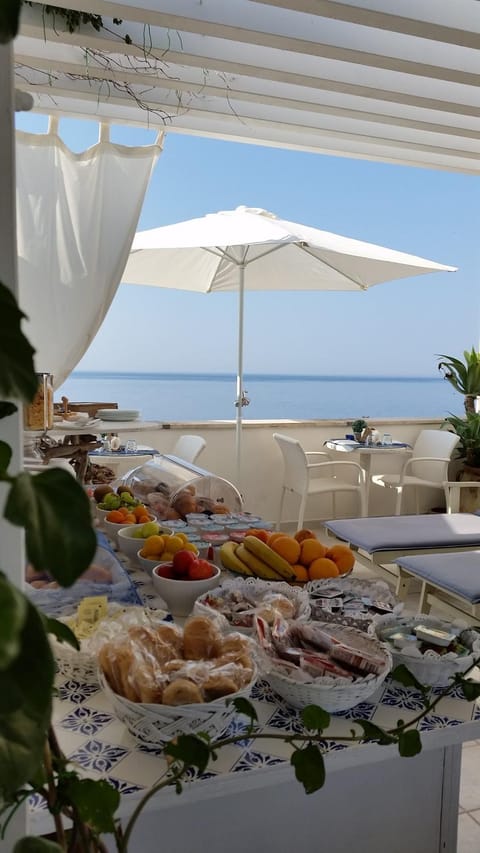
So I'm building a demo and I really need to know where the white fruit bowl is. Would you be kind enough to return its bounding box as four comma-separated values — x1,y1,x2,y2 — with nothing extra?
117,525,172,562
103,514,156,544
152,562,221,617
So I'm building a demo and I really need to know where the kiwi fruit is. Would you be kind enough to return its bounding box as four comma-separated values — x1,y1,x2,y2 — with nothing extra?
93,484,114,504
116,485,134,498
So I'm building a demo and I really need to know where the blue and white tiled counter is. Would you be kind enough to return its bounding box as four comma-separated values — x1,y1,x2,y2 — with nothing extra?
30,550,480,853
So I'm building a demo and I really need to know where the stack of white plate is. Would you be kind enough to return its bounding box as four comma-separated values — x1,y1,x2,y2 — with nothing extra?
97,409,140,422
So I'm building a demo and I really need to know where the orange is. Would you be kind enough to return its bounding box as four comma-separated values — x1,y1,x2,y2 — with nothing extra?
326,545,355,575
294,528,317,544
299,539,327,566
268,532,286,547
308,557,339,580
118,506,130,517
270,535,301,565
142,535,165,557
290,563,309,582
106,510,124,523
248,529,270,544
133,505,147,520
123,513,137,524
138,515,151,524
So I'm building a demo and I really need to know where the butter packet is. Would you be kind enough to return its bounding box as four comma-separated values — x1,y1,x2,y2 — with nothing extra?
66,596,109,640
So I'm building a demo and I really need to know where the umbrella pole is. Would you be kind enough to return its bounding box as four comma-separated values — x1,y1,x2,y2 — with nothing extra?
235,262,246,492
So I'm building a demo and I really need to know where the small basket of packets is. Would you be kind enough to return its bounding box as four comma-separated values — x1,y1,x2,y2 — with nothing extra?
49,597,169,682
307,577,400,632
256,617,392,712
371,614,480,688
194,577,311,634
96,615,258,746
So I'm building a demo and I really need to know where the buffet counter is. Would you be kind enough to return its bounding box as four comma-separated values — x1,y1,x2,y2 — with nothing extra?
28,548,480,853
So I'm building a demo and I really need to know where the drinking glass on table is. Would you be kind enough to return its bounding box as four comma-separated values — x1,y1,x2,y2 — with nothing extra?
382,433,393,446
125,439,137,453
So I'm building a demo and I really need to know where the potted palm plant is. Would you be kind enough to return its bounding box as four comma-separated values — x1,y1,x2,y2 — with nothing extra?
443,412,480,512
351,419,368,442
437,347,480,413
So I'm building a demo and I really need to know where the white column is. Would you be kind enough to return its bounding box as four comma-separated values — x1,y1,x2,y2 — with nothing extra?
0,43,27,848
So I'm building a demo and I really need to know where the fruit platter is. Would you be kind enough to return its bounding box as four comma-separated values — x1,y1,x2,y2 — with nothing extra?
220,528,356,582
194,576,311,634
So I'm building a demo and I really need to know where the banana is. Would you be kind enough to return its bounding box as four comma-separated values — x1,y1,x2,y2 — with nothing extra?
243,536,296,581
236,543,284,581
220,540,254,576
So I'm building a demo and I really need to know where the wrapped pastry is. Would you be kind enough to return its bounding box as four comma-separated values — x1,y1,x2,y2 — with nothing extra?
203,675,239,701
219,633,251,657
183,616,222,660
127,625,176,666
163,679,204,706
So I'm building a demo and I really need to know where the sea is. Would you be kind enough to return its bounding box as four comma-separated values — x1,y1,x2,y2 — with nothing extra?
56,372,465,422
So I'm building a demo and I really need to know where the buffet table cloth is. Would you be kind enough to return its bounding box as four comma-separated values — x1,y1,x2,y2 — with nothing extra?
29,535,480,852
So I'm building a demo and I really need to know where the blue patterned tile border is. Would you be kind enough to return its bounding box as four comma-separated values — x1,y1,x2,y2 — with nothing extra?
419,714,464,731
57,680,100,704
105,776,145,795
233,750,286,772
250,679,280,704
69,739,130,773
28,791,48,812
60,706,114,736
267,705,305,735
381,684,429,712
334,702,376,721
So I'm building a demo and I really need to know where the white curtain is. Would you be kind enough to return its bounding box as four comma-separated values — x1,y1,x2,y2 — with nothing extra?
16,120,162,387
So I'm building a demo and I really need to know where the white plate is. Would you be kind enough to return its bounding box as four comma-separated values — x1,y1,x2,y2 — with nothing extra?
97,409,140,421
53,418,100,431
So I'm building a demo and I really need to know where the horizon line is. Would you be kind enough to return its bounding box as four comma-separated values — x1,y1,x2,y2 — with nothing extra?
69,370,443,381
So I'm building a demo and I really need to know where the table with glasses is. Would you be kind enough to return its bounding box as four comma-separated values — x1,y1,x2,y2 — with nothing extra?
27,539,480,853
325,438,411,513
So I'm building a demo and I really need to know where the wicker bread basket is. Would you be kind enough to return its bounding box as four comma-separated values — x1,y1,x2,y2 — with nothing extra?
194,577,311,635
307,577,400,632
371,614,480,688
99,667,257,747
263,622,392,713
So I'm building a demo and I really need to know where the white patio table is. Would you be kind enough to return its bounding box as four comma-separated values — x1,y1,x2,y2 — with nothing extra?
325,439,411,513
28,544,480,853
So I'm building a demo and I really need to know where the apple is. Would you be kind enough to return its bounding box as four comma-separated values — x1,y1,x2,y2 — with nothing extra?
172,549,198,578
188,559,215,581
154,563,175,579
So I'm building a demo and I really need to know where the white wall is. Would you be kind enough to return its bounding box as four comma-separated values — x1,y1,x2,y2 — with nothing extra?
106,418,446,523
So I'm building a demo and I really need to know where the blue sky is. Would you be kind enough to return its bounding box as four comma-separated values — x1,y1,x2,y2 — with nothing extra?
16,113,480,377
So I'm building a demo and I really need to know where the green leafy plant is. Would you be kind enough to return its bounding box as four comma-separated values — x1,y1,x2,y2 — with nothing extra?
438,347,480,413
443,411,480,469
351,419,367,434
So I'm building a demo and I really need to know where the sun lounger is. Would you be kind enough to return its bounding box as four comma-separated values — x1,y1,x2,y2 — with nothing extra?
324,513,480,599
395,550,480,622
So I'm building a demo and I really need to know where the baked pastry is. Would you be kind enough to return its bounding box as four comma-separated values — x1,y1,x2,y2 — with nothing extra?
127,626,176,666
263,594,296,619
183,616,222,660
203,675,238,701
156,623,184,655
162,679,204,706
133,663,166,704
219,634,251,657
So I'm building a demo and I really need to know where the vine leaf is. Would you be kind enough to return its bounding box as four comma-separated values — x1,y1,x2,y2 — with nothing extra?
0,282,37,403
5,469,96,582
0,596,55,798
44,617,80,651
0,440,12,475
164,734,210,775
291,744,325,794
398,730,422,758
391,664,429,699
454,674,480,702
14,839,63,852
62,778,120,834
356,720,396,745
230,697,258,727
0,0,23,44
300,705,330,732
0,575,27,669
0,402,17,421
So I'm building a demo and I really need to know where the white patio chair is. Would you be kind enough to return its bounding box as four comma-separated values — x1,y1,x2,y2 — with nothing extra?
171,434,206,465
371,429,460,515
273,433,367,530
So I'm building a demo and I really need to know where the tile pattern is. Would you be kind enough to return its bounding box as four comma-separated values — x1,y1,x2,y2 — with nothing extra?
30,531,480,851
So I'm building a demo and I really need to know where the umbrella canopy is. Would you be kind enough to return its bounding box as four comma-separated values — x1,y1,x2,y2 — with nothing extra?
122,206,457,487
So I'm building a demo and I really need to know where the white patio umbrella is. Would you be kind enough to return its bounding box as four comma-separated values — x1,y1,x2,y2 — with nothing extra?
122,206,456,488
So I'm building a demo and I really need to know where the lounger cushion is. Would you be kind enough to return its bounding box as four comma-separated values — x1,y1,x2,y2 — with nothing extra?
325,513,480,554
396,551,480,604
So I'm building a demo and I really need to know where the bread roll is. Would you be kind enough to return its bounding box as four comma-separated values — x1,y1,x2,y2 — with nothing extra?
162,679,204,706
203,675,238,701
183,617,222,660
